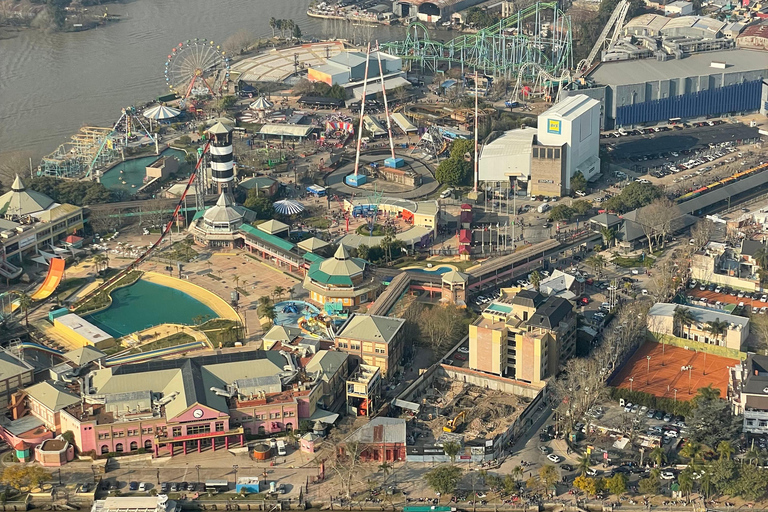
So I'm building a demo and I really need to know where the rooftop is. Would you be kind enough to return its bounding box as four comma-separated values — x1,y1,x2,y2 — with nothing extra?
25,381,80,412
540,95,600,121
589,48,768,87
307,245,367,286
529,296,573,329
0,175,56,218
55,314,113,345
743,353,768,395
337,314,405,344
345,417,406,445
0,350,34,381
648,302,749,329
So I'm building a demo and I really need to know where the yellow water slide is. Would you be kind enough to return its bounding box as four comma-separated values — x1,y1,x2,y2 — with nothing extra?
30,258,66,301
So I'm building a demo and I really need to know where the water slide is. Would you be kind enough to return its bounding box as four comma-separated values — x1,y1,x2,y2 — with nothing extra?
30,258,65,301
0,260,23,280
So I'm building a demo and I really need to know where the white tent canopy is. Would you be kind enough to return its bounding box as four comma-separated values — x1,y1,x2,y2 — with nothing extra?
249,97,274,110
273,199,305,216
143,105,181,120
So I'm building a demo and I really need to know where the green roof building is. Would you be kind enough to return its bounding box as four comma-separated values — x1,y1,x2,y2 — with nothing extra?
303,245,381,308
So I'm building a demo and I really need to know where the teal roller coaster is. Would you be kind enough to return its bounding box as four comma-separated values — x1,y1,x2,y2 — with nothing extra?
380,2,572,79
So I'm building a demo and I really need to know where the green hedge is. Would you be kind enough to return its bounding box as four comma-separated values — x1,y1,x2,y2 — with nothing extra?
608,387,693,417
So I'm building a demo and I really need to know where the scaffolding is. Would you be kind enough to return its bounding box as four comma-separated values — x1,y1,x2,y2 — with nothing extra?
380,2,572,79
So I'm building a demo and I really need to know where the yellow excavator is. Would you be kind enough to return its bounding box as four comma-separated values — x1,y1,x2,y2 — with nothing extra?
443,411,466,432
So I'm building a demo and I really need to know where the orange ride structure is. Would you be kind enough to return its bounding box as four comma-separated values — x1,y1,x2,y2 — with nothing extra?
30,258,66,301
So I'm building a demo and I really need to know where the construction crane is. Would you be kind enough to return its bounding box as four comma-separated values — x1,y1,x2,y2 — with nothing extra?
574,0,630,78
443,411,466,432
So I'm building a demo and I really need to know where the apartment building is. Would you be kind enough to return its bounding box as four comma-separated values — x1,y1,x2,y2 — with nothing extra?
334,314,406,377
730,354,768,435
647,303,749,351
468,290,576,384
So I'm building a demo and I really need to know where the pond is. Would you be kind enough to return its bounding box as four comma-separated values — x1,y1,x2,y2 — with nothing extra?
100,148,189,196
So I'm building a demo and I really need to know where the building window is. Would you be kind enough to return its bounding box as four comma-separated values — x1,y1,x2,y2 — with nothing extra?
145,440,153,450
172,427,182,437
547,148,554,159
101,445,110,454
532,148,539,158
351,344,360,350
554,149,560,159
215,422,225,432
186,424,211,436
130,441,138,451
115,443,124,453
746,419,755,426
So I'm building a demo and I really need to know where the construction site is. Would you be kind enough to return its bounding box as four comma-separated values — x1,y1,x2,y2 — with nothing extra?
411,380,529,450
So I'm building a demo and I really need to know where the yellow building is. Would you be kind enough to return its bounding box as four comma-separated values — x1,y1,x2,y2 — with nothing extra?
51,314,115,350
303,245,381,307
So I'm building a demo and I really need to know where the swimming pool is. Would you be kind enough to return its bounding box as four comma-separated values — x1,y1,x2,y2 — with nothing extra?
100,148,189,196
86,279,217,337
274,300,320,327
485,302,513,314
404,266,455,275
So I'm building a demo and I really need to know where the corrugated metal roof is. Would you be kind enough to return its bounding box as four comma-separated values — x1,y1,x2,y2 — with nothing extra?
337,314,405,344
259,124,314,137
678,170,768,214
239,223,296,252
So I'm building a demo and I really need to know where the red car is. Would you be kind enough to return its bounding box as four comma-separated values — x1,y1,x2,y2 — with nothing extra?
579,296,590,305
454,353,467,361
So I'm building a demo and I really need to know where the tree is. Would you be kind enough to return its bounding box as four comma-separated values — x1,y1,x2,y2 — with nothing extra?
705,318,729,347
571,199,593,217
529,271,541,291
425,465,463,497
442,441,460,463
272,286,285,302
673,307,695,338
244,193,273,219
586,255,606,279
600,226,617,248
577,453,592,475
680,441,703,470
356,244,370,261
257,296,276,326
435,157,470,187
217,95,237,112
504,473,518,494
538,465,559,490
605,473,627,496
735,466,768,500
570,171,587,193
709,457,738,495
327,440,367,499
465,6,496,27
292,23,302,40
1,465,51,491
754,245,768,270
717,440,734,461
690,219,714,250
548,204,574,222
17,293,32,327
604,182,662,214
638,475,660,495
223,29,255,56
419,304,463,352
573,475,600,496
649,446,666,467
269,17,277,37
678,468,694,501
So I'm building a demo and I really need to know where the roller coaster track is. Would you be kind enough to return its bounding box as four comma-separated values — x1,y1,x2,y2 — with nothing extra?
511,61,572,102
380,2,572,78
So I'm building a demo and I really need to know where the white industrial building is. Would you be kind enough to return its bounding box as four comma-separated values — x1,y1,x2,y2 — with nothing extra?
536,95,602,191
477,95,601,196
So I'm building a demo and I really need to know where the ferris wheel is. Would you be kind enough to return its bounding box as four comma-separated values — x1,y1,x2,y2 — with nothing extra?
164,39,230,100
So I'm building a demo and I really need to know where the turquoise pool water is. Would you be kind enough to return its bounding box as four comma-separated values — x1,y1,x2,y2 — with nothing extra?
86,279,217,337
100,148,189,196
405,266,453,275
486,302,513,314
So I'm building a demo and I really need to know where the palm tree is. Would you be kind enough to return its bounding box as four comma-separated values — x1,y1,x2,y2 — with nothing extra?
673,307,695,338
232,274,240,290
512,465,524,483
285,19,295,39
17,293,32,327
600,226,617,248
705,318,729,347
680,441,703,471
678,468,694,502
649,446,666,468
257,296,276,326
269,17,277,38
529,271,541,291
716,440,734,461
745,441,762,466
586,255,606,279
273,286,285,302
378,462,392,482
753,245,768,270
577,453,591,475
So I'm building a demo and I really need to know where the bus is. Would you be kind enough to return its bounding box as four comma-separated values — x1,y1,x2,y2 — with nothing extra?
277,440,287,456
205,480,229,493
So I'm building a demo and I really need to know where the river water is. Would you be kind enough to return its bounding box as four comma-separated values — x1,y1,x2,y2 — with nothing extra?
0,0,422,161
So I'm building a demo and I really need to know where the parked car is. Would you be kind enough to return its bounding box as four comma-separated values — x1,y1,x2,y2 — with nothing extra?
129,482,139,491
547,454,563,463
139,483,148,492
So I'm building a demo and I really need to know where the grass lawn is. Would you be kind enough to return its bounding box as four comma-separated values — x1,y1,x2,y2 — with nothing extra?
356,223,387,236
74,270,142,315
199,319,243,347
162,241,198,263
304,216,331,229
612,255,655,268
128,332,196,355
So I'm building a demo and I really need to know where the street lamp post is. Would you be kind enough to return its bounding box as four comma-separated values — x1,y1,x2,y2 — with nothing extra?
629,377,634,392
674,388,678,402
196,465,201,486
91,465,97,484
682,365,693,394
646,355,652,385
233,464,239,485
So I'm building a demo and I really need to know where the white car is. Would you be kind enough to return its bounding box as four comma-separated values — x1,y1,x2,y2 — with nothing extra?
586,468,599,477
624,402,633,412
660,471,676,480
547,454,563,463
761,295,767,302
575,190,587,197
138,483,148,492
458,347,470,354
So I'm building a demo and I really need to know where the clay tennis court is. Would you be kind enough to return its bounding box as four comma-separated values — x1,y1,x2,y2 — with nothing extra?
610,341,737,400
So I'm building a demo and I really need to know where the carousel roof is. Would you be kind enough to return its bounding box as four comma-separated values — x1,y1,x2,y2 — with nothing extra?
143,105,181,120
249,96,274,110
273,199,305,216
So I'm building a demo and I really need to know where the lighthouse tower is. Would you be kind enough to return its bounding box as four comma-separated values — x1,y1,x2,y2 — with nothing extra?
207,122,234,193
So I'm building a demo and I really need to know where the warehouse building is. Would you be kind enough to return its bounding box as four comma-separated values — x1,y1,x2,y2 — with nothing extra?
585,48,768,128
737,21,768,50
307,51,402,87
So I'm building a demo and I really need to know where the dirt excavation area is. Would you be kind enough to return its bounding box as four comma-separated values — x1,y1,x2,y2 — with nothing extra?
421,381,528,443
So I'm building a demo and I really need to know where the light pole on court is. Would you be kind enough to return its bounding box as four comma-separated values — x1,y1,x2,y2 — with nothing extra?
629,377,634,392
646,355,651,385
196,465,201,486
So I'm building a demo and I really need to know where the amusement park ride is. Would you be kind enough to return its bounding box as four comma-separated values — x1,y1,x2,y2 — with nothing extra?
40,38,229,180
